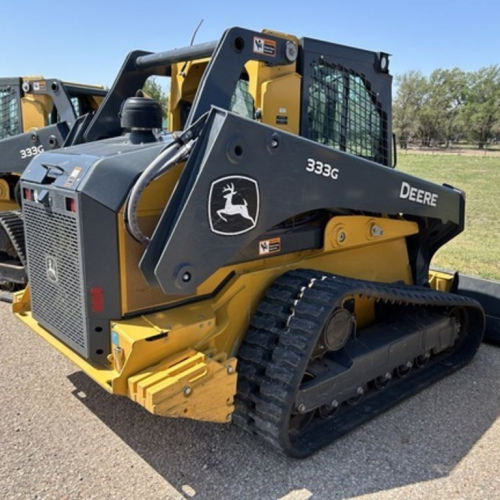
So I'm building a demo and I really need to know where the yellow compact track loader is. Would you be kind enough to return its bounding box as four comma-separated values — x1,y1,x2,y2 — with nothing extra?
13,28,499,457
0,77,106,294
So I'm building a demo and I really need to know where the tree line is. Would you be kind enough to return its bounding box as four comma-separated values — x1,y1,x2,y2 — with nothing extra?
393,66,500,149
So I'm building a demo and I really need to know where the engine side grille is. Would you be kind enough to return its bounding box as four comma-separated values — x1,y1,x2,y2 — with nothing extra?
24,201,86,352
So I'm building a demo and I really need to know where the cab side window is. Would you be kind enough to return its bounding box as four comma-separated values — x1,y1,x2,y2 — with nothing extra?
0,86,21,140
308,61,387,164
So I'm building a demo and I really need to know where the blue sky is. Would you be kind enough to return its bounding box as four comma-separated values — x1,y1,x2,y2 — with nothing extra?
2,0,499,87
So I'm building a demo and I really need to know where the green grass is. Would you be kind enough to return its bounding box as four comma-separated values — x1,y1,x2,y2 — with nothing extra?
397,154,500,281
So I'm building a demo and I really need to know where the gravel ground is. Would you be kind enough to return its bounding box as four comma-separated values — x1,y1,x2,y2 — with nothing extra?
1,302,500,500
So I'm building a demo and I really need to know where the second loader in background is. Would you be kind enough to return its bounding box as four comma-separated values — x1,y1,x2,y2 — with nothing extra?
0,77,106,295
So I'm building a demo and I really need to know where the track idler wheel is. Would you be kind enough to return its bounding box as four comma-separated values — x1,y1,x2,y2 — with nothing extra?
312,307,354,359
323,309,353,351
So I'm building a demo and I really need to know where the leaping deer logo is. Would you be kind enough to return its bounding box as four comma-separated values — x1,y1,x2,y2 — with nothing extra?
208,176,259,236
46,256,58,283
217,183,256,225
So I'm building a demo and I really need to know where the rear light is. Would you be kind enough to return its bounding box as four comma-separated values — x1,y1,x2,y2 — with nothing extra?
65,197,77,212
90,287,104,313
23,188,33,201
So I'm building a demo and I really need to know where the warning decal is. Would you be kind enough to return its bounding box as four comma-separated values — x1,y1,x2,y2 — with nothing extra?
259,237,281,256
253,37,277,57
64,166,82,188
33,81,46,92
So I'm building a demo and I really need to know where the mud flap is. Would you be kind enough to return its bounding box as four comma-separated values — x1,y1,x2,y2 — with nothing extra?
456,274,500,345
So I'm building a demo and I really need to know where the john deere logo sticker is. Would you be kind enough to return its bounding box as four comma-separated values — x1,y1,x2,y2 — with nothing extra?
46,256,58,284
208,176,260,236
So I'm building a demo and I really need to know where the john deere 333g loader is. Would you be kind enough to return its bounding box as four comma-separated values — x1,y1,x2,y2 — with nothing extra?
0,77,106,294
13,28,498,457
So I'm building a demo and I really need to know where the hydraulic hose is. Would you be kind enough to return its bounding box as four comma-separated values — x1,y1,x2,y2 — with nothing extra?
126,141,194,244
125,113,208,245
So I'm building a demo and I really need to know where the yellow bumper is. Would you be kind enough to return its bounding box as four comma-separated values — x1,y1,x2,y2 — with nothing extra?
13,289,236,423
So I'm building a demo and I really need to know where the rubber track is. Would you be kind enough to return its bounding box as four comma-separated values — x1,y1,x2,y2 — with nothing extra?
234,269,484,457
0,210,27,302
0,210,26,265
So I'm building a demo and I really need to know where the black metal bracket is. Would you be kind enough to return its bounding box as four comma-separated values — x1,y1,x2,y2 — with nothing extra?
84,27,295,142
184,27,296,126
140,108,464,295
28,79,76,127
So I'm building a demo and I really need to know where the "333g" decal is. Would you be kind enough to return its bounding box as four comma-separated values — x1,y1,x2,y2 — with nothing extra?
20,145,44,160
306,158,339,180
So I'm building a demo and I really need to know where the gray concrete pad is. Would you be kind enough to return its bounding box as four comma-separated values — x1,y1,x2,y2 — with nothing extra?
1,301,500,500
